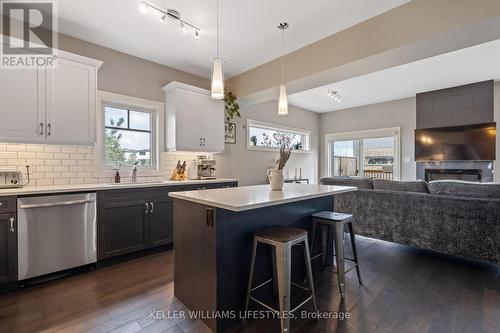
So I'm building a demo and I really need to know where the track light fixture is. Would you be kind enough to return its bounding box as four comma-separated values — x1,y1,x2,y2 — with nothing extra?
139,0,201,39
327,89,342,103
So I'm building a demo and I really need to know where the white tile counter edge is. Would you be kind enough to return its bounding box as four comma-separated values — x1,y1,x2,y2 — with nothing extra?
169,184,357,212
0,179,239,197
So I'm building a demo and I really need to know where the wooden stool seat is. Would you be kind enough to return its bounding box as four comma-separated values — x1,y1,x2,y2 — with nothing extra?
254,226,307,243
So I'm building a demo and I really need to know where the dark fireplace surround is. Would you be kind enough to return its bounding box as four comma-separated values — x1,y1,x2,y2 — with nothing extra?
415,81,496,183
424,168,482,182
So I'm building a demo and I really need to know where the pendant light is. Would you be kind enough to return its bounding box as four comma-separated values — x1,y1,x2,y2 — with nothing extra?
211,0,224,99
277,22,289,115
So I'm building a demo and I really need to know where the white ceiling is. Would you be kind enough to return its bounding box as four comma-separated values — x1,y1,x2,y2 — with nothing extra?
288,39,500,113
55,0,409,78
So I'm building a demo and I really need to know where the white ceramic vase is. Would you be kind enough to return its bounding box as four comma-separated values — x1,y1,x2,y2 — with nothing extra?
267,169,284,191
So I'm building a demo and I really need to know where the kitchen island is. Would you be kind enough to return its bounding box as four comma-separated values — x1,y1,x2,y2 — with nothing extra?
169,183,357,332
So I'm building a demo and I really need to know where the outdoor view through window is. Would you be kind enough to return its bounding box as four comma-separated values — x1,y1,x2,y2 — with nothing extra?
248,121,310,151
104,105,153,168
331,136,395,180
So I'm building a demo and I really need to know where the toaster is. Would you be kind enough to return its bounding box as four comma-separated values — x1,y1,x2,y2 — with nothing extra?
0,169,24,188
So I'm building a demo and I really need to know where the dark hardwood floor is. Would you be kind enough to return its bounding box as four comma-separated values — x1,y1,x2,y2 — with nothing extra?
0,236,498,333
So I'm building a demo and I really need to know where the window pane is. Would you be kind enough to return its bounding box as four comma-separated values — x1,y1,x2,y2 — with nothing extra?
129,110,150,131
104,106,127,128
363,137,394,179
248,125,308,150
105,129,151,167
331,140,359,177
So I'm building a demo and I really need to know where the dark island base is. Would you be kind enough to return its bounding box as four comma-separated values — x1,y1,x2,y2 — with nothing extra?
173,196,334,332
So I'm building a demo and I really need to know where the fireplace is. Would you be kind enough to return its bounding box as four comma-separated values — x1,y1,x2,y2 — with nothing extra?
425,169,482,182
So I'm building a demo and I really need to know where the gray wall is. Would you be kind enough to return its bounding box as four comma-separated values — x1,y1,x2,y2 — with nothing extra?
56,33,318,185
58,33,209,102
319,97,417,180
215,101,320,186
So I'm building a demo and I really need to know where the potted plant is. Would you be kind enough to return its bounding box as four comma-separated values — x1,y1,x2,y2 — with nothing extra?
250,135,257,146
267,143,293,191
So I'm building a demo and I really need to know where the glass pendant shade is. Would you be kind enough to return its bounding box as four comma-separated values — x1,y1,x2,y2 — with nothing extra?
278,84,288,115
211,58,224,100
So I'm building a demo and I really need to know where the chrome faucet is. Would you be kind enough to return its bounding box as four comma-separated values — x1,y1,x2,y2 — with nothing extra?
132,162,139,182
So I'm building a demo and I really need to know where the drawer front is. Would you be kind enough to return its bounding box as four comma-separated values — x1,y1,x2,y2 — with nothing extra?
0,197,16,213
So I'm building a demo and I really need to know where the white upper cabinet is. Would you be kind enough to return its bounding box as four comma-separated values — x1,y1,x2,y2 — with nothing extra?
163,82,224,153
0,49,102,145
0,68,45,143
45,55,98,145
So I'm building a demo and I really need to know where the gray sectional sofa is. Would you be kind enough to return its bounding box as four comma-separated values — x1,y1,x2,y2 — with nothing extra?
320,177,500,265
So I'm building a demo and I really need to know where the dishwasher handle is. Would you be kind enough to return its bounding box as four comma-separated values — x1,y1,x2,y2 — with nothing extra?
19,199,95,209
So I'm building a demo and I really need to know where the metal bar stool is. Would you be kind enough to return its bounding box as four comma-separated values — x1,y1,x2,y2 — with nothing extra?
310,211,362,299
244,226,318,333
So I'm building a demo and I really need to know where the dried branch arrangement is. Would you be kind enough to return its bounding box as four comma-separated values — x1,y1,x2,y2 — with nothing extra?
276,144,293,170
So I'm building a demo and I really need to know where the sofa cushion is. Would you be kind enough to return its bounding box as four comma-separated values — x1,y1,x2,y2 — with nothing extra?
320,177,374,189
428,180,500,198
373,180,429,193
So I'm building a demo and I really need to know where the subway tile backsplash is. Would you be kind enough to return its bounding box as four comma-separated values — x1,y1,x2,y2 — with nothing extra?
0,143,200,187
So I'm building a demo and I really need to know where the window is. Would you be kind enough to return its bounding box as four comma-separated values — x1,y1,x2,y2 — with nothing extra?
247,119,311,152
103,104,156,168
326,127,400,180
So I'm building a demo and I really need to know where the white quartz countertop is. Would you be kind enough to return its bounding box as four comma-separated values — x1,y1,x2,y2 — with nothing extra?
169,183,357,211
0,178,238,197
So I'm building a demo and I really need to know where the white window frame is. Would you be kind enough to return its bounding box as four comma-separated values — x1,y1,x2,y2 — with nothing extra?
325,127,401,180
246,119,311,153
94,91,165,178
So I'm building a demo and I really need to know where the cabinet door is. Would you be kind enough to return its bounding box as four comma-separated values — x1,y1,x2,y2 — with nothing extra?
149,197,174,247
174,88,204,151
0,213,17,284
0,68,45,143
201,95,224,152
99,197,149,259
45,57,96,145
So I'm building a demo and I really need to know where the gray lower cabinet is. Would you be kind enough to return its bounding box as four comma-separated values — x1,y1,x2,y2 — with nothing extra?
98,182,237,260
149,197,174,248
0,197,17,284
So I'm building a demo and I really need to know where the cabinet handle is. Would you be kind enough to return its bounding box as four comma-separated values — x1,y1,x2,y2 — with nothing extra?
150,202,154,214
39,122,44,135
203,138,206,146
200,138,202,146
145,202,149,214
9,217,14,233
47,123,52,136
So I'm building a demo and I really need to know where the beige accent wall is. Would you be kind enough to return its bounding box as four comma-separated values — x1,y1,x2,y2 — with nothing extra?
57,33,209,102
215,101,320,186
319,97,417,180
227,0,500,99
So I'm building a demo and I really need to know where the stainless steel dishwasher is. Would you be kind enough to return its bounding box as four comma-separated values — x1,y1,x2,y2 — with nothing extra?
17,193,97,280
